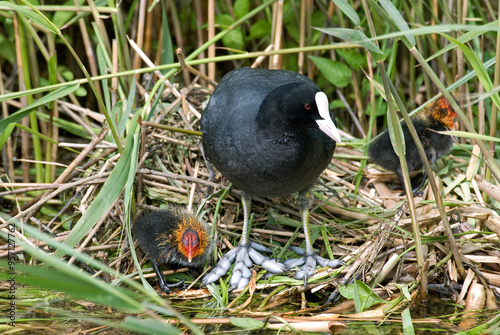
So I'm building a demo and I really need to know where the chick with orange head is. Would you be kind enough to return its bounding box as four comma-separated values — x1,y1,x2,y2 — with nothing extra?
368,96,458,195
132,208,211,293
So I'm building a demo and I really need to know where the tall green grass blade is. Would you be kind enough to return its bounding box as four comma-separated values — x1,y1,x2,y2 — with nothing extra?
0,123,15,150
363,71,397,111
96,44,112,116
441,130,500,142
0,84,79,135
0,214,148,296
0,222,144,312
386,101,406,156
315,27,384,56
56,123,138,257
119,76,137,136
1,1,57,33
427,21,498,62
12,123,59,145
0,261,142,313
331,0,360,26
378,0,415,46
161,5,174,75
36,111,98,139
441,34,500,110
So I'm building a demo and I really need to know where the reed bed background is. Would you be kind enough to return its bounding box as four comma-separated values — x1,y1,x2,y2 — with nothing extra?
0,0,499,334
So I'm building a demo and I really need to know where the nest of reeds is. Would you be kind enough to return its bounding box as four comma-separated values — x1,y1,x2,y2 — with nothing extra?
2,72,499,332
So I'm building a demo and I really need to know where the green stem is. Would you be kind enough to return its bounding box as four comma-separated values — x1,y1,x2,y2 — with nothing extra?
409,47,469,278
18,13,43,183
0,42,357,103
0,4,117,12
19,0,123,154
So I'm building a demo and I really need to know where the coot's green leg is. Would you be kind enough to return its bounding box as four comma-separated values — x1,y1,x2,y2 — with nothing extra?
203,192,287,290
285,190,344,289
240,192,251,245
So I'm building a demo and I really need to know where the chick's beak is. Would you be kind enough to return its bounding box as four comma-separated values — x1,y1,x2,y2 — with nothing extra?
314,92,341,143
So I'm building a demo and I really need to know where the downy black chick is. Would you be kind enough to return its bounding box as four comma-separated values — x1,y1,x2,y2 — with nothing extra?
368,96,458,195
133,208,211,293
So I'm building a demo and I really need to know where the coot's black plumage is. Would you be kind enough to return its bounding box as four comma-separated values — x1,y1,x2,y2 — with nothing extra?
368,96,457,195
133,208,211,293
201,68,343,290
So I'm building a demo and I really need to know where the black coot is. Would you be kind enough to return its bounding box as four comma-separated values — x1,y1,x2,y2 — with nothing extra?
133,208,211,293
201,68,343,290
368,96,457,195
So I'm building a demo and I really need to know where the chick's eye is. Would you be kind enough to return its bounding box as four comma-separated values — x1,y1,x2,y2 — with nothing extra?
304,103,311,110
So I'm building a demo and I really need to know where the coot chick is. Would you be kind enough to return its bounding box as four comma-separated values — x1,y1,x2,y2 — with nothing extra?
201,67,343,290
368,96,457,195
132,208,211,293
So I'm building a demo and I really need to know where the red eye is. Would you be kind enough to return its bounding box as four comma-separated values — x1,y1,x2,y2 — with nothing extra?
304,103,311,110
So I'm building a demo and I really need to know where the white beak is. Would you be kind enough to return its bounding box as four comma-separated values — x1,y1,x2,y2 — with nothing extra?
314,92,341,143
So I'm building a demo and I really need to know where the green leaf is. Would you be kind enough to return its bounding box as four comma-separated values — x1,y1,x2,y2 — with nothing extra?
161,5,174,75
387,102,406,157
215,14,245,51
337,48,367,69
309,56,351,88
230,318,265,330
331,0,360,26
0,34,15,64
315,27,384,57
402,308,415,335
234,0,250,19
248,20,272,40
338,280,388,312
0,84,79,134
378,0,415,46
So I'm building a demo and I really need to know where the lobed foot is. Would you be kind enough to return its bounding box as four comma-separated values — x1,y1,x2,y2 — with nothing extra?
203,242,287,290
158,279,186,294
151,260,186,293
284,246,344,287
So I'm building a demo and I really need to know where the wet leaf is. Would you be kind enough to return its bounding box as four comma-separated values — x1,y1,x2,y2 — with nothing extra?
339,280,387,312
230,317,265,330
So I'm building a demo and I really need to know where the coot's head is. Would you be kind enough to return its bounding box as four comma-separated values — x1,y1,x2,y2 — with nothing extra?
258,83,342,143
